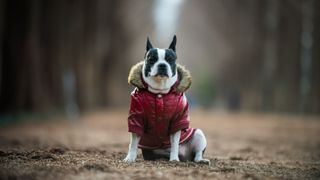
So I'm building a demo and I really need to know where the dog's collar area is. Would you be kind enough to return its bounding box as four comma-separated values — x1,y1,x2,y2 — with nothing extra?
147,86,170,95
143,78,180,95
141,76,175,95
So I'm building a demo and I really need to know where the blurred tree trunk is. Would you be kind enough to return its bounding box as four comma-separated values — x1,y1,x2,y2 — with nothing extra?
261,0,279,111
28,0,52,111
298,0,312,113
274,0,301,112
1,0,31,112
0,0,4,99
310,0,320,113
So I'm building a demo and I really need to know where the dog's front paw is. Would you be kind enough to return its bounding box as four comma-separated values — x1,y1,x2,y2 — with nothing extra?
169,157,180,162
123,154,136,163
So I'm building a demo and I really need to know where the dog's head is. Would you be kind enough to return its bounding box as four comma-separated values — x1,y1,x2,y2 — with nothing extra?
142,36,178,94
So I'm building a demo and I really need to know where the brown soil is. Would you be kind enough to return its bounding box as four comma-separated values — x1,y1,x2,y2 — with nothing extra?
0,110,319,179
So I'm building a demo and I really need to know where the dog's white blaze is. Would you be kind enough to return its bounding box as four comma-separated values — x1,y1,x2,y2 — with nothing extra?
157,48,165,59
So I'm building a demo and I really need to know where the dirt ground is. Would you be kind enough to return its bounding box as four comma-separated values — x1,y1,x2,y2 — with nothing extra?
0,110,319,180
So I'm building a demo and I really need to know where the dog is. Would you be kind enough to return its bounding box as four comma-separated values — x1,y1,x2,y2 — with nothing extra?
124,35,209,164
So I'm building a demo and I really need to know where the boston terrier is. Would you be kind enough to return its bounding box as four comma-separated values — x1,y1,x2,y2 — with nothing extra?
124,35,209,164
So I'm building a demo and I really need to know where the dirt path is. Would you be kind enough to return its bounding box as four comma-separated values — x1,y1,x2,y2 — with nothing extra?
0,110,319,179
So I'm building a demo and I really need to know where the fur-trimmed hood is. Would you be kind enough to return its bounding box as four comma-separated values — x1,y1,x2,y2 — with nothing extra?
128,61,191,93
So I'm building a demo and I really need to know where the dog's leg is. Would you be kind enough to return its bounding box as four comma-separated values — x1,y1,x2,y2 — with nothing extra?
190,129,210,164
170,130,181,161
123,133,141,163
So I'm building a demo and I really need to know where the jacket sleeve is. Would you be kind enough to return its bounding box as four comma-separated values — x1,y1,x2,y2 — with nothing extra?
169,94,190,134
127,90,145,137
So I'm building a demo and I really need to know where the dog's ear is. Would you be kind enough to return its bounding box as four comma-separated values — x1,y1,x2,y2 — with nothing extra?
168,35,177,52
146,37,153,52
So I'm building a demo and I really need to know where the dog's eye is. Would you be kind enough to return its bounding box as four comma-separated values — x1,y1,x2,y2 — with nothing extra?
165,53,176,62
166,57,175,62
148,57,157,63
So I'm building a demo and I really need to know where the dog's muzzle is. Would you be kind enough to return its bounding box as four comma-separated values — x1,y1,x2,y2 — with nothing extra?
156,64,169,77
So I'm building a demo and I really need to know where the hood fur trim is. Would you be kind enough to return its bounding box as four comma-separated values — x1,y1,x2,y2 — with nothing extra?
128,61,191,93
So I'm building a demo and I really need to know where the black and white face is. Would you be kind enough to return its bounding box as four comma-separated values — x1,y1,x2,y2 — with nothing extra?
144,48,177,78
142,36,178,94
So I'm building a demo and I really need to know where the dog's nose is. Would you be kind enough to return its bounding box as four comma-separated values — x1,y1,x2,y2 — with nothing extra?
157,63,168,76
158,64,167,70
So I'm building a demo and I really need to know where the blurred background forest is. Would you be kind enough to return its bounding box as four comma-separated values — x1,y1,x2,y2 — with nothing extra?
0,0,320,118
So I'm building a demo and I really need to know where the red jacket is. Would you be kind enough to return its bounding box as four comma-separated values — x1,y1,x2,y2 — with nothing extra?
128,85,195,150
